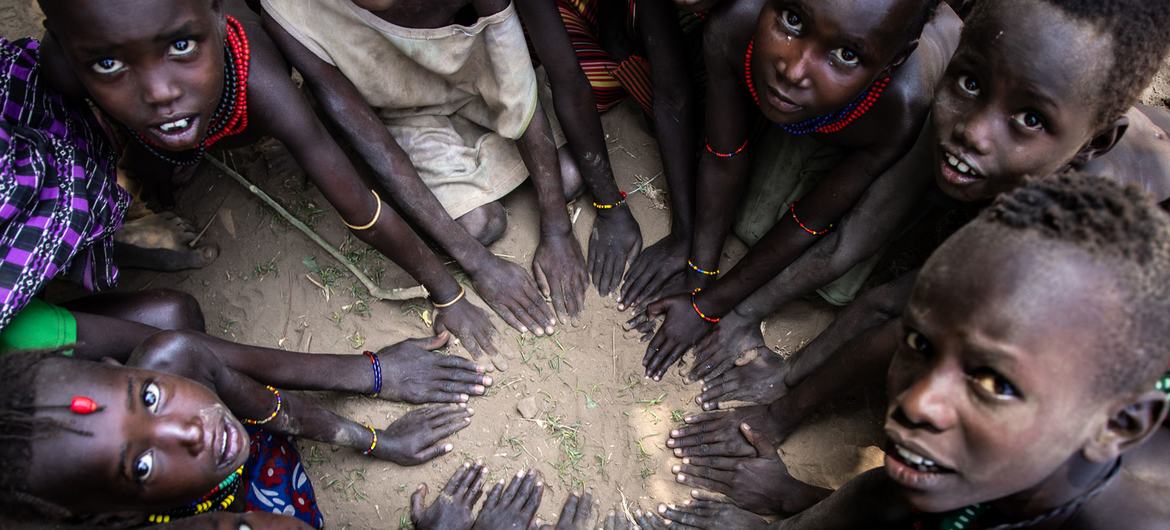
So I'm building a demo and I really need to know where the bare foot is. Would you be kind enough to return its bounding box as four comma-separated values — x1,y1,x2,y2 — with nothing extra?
376,333,493,404
538,490,595,530
472,470,544,530
372,404,473,465
672,424,831,515
667,406,787,458
410,462,487,530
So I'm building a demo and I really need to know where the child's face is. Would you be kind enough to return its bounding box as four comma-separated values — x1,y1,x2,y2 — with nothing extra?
930,2,1109,201
751,0,919,124
883,235,1122,512
26,359,250,514
45,0,225,152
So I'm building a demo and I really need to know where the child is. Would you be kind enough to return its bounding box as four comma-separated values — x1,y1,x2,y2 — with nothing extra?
261,0,587,334
27,0,504,360
661,174,1170,528
0,328,478,526
637,0,962,379
677,0,1170,455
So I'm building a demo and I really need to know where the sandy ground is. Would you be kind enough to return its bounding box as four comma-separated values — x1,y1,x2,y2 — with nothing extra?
2,3,1170,528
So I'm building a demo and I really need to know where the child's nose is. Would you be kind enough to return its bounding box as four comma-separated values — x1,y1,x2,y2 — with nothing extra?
139,69,183,109
156,414,205,456
776,47,813,88
953,110,995,156
897,373,958,433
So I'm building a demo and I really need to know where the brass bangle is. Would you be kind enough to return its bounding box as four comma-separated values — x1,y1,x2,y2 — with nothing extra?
432,286,466,308
343,190,383,231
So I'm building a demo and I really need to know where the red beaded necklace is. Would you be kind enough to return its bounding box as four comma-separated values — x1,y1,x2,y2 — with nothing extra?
131,15,251,166
744,38,889,136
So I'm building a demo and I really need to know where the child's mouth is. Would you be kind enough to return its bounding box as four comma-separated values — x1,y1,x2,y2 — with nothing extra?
216,414,244,470
884,440,957,490
767,87,805,114
939,148,983,186
148,115,201,150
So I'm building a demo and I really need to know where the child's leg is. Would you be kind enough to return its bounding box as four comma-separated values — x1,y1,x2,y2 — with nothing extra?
456,201,509,246
63,290,205,361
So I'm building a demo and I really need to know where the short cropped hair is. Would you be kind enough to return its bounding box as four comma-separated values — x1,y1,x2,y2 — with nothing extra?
976,174,1170,394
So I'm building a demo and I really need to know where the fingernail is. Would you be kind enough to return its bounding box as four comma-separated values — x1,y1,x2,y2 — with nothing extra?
674,448,682,456
683,458,690,464
685,416,693,422
654,376,661,381
474,384,486,393
483,376,494,385
545,326,554,334
658,504,667,514
444,444,453,451
520,327,529,334
516,470,525,477
670,429,680,436
702,386,709,392
464,462,471,468
672,465,680,473
536,481,543,487
460,394,470,402
691,489,700,496
550,318,558,326
666,439,675,447
676,474,685,482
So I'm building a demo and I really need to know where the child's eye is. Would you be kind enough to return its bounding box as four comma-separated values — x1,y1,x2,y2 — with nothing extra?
904,330,930,353
133,451,155,481
779,10,803,33
831,48,860,66
969,372,1020,399
169,39,197,57
1011,111,1046,131
956,75,980,96
142,382,162,413
91,58,125,75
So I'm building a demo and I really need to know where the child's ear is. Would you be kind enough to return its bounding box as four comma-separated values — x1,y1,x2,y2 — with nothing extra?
1082,391,1168,463
885,40,920,76
1069,116,1130,169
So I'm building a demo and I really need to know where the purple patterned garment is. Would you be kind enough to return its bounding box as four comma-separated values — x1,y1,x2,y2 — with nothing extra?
0,38,129,330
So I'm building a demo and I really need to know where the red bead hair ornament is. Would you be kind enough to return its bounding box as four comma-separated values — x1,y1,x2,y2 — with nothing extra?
69,396,103,415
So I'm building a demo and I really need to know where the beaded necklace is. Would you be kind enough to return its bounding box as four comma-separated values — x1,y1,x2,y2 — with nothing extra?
130,15,251,167
930,457,1122,530
146,465,245,524
744,39,890,136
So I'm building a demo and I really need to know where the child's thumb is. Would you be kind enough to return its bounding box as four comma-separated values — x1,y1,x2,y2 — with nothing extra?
740,422,776,457
409,330,451,351
410,483,428,521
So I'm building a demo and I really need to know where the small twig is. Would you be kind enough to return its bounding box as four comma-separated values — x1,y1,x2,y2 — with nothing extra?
188,210,218,248
210,156,427,301
611,327,617,380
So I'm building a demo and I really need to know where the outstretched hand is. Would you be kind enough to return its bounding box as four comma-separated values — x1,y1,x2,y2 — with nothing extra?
537,490,595,530
533,232,588,325
373,404,472,465
657,491,771,529
588,208,642,298
434,297,504,361
410,462,487,530
666,406,784,458
471,470,544,530
472,256,556,336
640,294,713,380
618,232,689,311
376,332,493,404
688,312,766,382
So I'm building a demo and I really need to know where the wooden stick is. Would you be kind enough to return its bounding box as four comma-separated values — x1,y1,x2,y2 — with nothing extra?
209,156,428,302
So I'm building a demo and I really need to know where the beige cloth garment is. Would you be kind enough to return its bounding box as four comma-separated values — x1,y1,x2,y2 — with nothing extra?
263,0,540,219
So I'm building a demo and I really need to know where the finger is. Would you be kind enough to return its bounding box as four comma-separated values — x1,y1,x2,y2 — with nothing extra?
659,504,708,529
681,456,743,471
741,422,777,457
698,383,735,410
439,368,491,388
575,490,594,524
484,480,505,509
521,285,556,334
437,354,487,374
619,254,650,303
410,483,428,522
457,334,486,361
564,275,582,319
550,276,571,325
512,471,537,509
689,489,728,502
443,462,472,495
643,329,670,369
602,510,623,530
494,302,529,335
512,296,547,337
501,470,526,505
603,253,623,297
636,509,673,530
407,331,451,351
522,476,544,515
673,472,731,494
735,348,761,366
533,261,552,299
425,390,470,404
587,233,601,290
651,342,687,381
439,379,485,396
673,441,753,458
415,440,457,462
623,309,652,332
667,430,731,449
464,465,488,505
558,493,580,523
477,327,502,359
425,414,472,443
674,463,734,489
628,269,673,310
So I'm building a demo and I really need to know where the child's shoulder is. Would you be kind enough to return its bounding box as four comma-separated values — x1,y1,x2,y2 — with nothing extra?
1081,105,1170,205
702,0,767,68
1077,462,1170,530
882,4,963,122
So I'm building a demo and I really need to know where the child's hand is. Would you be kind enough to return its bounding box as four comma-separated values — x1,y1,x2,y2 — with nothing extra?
670,424,825,515
696,348,791,411
433,298,504,361
472,256,557,336
533,232,588,325
375,404,472,465
588,207,642,298
642,294,713,380
667,406,783,458
657,491,770,529
376,332,493,404
471,470,544,530
536,489,595,530
410,462,487,530
688,312,767,381
618,232,689,311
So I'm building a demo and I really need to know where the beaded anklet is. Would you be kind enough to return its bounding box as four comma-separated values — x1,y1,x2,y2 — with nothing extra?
687,259,719,277
704,138,749,159
790,202,832,236
594,191,628,209
242,386,281,426
147,465,244,523
361,424,379,456
363,351,383,397
690,288,720,323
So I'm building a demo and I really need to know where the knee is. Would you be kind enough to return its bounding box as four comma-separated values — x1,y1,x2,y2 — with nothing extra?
458,202,508,246
147,289,206,332
558,147,584,201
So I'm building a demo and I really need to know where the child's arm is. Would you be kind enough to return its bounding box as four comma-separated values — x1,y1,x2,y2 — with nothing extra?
131,332,471,465
261,14,558,338
619,0,702,311
130,329,491,404
513,103,590,324
515,0,643,298
688,130,933,382
242,25,502,360
770,468,912,530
